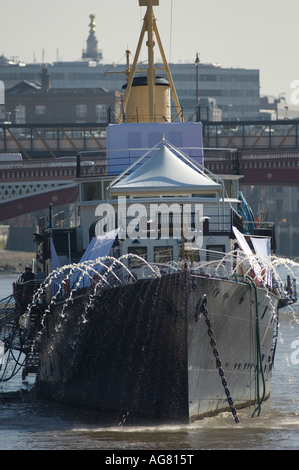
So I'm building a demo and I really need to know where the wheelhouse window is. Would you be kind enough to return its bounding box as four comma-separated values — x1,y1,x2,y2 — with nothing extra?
35,105,46,116
81,182,102,201
0,106,6,122
76,104,87,121
128,246,147,267
179,247,199,262
96,104,107,123
206,244,225,261
154,246,173,263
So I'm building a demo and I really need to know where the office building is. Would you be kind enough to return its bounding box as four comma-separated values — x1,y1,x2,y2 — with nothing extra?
0,15,260,122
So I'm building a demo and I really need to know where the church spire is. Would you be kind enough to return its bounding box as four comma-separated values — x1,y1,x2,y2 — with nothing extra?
82,14,103,61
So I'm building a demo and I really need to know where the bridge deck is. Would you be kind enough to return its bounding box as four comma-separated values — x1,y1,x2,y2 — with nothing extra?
1,120,299,158
1,120,299,220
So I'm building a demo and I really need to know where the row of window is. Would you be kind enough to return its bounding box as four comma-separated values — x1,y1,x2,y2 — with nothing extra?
0,70,259,83
128,244,225,266
0,168,76,179
173,73,259,83
15,104,108,121
242,160,299,169
180,89,259,98
276,186,299,192
209,158,299,172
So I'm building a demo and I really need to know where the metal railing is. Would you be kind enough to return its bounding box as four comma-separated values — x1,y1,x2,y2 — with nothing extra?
1,119,299,159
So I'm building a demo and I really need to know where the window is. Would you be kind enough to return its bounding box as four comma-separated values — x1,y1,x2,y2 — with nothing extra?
0,106,5,121
148,133,161,147
95,104,107,123
154,246,173,263
206,244,225,261
76,104,87,121
82,182,102,201
0,81,4,104
180,247,199,262
276,200,283,211
169,132,183,147
15,104,26,123
128,246,147,267
128,132,142,149
35,105,46,116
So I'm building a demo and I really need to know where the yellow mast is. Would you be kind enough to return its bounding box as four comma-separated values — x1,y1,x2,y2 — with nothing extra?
119,0,183,123
146,0,155,122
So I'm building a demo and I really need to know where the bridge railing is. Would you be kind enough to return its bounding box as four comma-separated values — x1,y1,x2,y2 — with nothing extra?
202,119,299,149
0,123,108,159
0,154,107,182
1,120,299,159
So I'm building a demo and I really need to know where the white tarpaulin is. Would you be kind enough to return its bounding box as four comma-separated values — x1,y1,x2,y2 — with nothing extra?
50,229,119,296
80,228,120,263
106,122,204,175
233,226,252,257
66,228,120,291
250,236,271,258
50,237,61,271
250,236,272,286
50,237,62,296
233,226,263,281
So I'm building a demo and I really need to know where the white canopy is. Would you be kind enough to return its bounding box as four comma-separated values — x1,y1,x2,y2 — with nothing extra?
80,228,120,263
110,143,222,196
233,226,271,286
64,229,120,293
50,237,61,271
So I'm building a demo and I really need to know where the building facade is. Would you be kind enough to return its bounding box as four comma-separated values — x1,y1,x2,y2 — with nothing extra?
0,11,261,123
0,59,260,123
3,66,121,124
242,184,299,258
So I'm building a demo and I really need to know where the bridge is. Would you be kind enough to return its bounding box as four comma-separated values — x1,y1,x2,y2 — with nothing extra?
202,119,299,150
0,123,106,160
0,120,299,221
206,148,299,185
0,155,106,221
1,120,299,157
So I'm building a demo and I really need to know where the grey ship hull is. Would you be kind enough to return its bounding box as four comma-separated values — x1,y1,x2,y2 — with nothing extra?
35,272,278,423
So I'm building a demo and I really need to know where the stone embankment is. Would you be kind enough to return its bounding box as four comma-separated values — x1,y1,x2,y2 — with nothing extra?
0,250,35,274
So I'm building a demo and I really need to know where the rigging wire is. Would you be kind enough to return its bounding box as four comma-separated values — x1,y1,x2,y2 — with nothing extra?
169,0,173,62
104,53,127,76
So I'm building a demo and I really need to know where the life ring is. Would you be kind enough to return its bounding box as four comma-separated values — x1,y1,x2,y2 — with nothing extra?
261,267,267,284
92,273,99,289
12,282,17,297
22,287,27,303
64,278,70,295
249,269,259,286
241,216,248,232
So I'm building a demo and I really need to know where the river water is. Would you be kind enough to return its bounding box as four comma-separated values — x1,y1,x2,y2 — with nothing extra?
0,272,299,452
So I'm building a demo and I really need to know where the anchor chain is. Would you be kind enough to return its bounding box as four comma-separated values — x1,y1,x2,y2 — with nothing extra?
197,294,240,424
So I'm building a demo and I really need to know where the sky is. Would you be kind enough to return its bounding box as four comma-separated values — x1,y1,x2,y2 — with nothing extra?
1,0,299,102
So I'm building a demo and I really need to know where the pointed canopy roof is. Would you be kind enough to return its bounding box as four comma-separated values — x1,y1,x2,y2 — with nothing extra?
110,143,222,196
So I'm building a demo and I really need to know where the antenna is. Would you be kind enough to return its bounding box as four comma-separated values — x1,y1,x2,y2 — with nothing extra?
195,52,200,107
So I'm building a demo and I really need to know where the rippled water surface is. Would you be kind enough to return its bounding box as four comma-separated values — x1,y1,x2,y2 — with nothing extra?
0,273,299,450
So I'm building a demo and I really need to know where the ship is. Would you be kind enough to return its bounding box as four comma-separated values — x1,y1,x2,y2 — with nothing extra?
7,0,294,424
